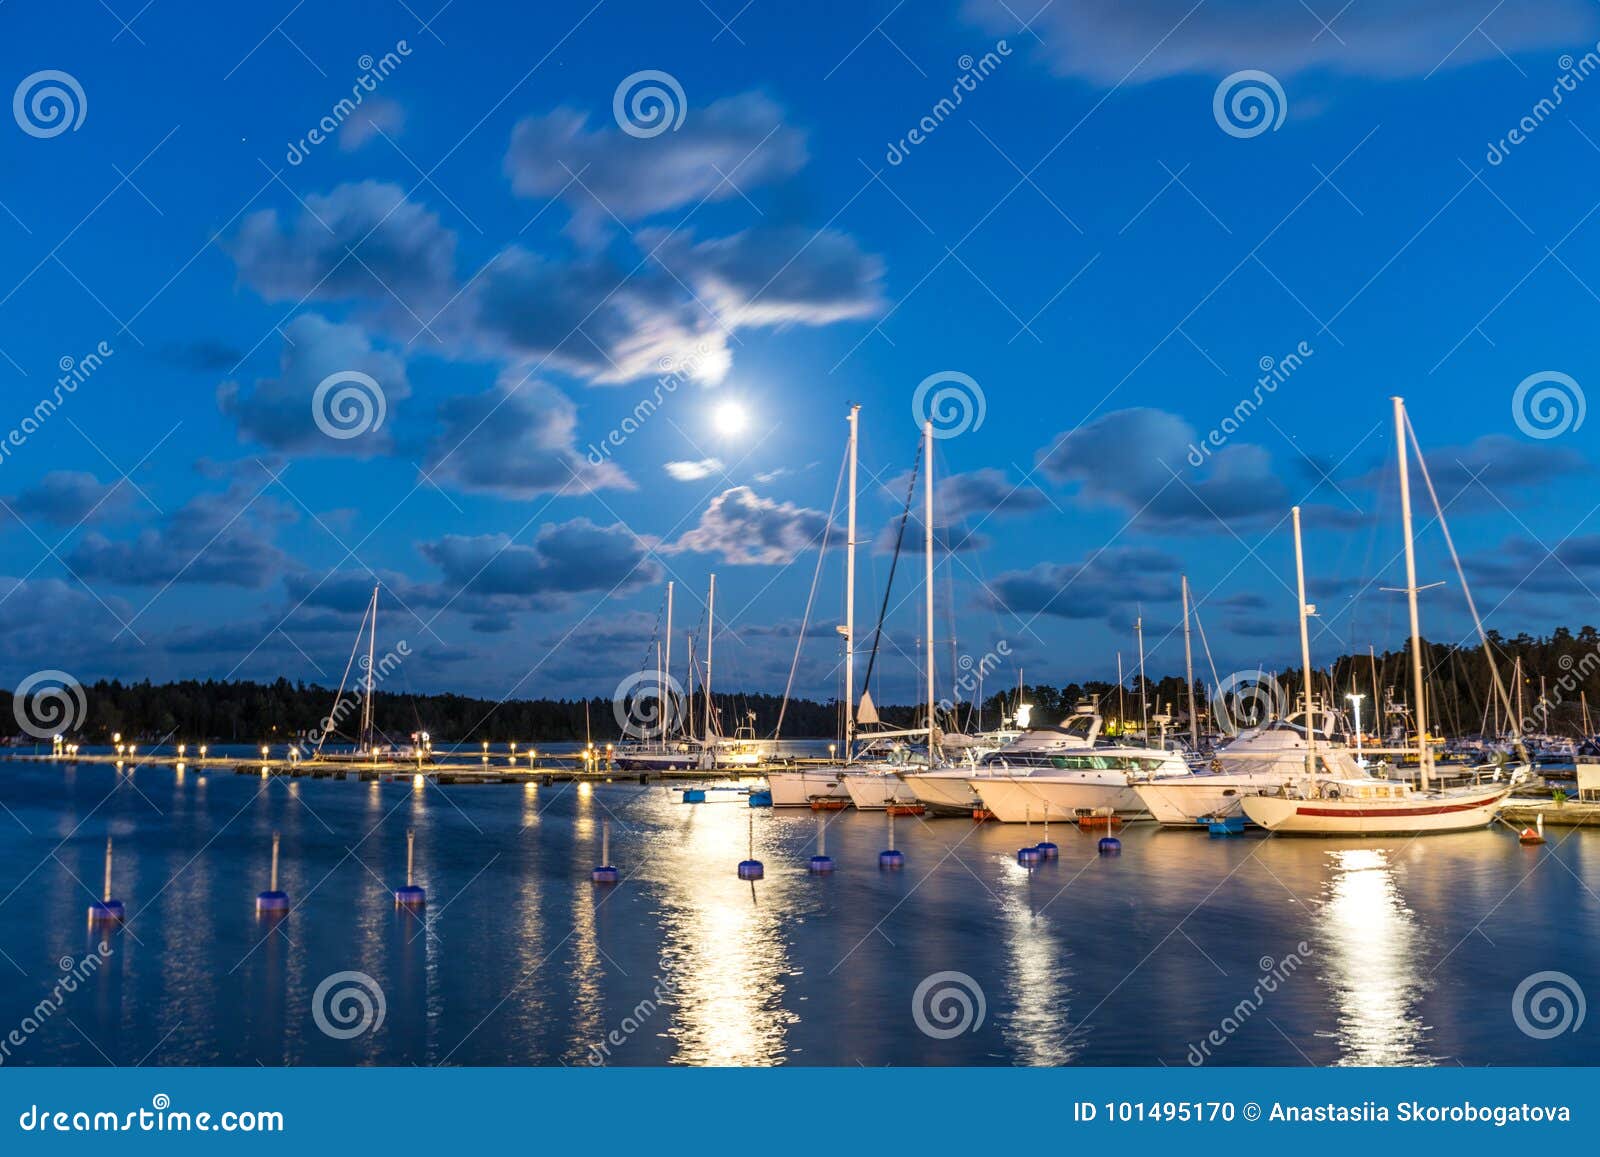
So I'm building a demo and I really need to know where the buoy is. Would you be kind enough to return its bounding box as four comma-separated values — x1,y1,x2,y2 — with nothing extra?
1098,836,1122,856
810,797,847,811
748,789,773,808
737,809,764,880
1079,810,1122,830
87,837,125,926
1036,804,1058,859
1018,806,1042,865
682,788,706,804
1208,815,1246,838
256,831,290,915
1519,813,1547,846
972,808,995,822
808,812,834,874
886,803,924,816
592,819,620,883
394,829,427,908
879,809,903,870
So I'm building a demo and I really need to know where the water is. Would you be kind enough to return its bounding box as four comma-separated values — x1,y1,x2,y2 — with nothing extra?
1,750,1594,1067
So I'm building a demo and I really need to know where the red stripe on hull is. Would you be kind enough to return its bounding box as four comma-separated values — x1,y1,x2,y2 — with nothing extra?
1295,795,1501,818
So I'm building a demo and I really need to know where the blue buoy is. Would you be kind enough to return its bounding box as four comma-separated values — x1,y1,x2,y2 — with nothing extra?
748,789,773,808
1208,815,1246,838
1036,841,1059,860
87,898,125,926
88,838,124,926
879,849,904,869
737,810,763,880
257,832,289,915
1017,845,1042,866
593,820,619,884
682,788,706,803
808,814,833,874
1098,836,1122,856
395,829,426,908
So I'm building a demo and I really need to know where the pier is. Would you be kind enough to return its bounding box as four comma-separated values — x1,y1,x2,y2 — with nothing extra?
0,750,794,787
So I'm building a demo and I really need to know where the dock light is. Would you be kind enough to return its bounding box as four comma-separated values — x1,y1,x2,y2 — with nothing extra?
113,733,122,744
509,742,517,755
261,745,270,759
127,744,136,757
828,744,836,759
199,745,208,759
178,744,186,757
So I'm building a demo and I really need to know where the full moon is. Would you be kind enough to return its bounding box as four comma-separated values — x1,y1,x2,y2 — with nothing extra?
713,401,748,436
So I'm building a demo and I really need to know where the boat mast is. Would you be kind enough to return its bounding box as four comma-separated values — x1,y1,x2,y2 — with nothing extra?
845,405,859,766
1182,575,1199,750
361,584,378,753
705,573,716,747
1292,507,1316,777
1136,611,1148,742
664,581,674,742
1393,396,1433,791
923,419,936,757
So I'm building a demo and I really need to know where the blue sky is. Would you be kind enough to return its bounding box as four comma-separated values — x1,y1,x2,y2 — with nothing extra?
3,0,1600,708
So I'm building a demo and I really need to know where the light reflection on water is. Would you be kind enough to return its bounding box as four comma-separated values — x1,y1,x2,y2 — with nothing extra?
0,752,1595,1066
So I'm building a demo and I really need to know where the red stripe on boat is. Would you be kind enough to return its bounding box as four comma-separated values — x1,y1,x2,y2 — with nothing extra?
1294,796,1500,818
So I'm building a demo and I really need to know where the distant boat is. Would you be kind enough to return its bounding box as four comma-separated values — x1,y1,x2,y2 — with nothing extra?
311,585,431,765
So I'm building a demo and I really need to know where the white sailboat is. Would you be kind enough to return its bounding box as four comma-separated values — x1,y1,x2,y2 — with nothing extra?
1241,398,1523,836
311,585,429,765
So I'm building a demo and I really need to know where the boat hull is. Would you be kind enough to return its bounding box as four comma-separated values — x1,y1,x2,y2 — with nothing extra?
972,775,1144,822
1134,776,1290,827
842,770,917,810
1239,785,1511,835
768,767,852,807
901,771,981,815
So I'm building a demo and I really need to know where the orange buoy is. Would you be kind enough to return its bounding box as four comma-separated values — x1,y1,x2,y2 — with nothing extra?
810,797,848,811
972,808,995,822
886,803,925,817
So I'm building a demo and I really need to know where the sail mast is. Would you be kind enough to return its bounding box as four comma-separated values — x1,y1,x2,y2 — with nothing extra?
362,585,378,752
924,419,936,755
1182,575,1199,750
664,582,674,743
1136,611,1148,742
845,405,859,765
1393,396,1433,791
705,574,716,747
1292,507,1316,777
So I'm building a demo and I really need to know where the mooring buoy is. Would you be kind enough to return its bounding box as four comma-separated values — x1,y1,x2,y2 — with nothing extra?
737,808,764,880
256,831,289,915
808,811,834,874
394,829,426,908
87,837,125,926
592,819,619,884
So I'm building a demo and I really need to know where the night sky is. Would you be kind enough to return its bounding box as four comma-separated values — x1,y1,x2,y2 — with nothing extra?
3,0,1599,710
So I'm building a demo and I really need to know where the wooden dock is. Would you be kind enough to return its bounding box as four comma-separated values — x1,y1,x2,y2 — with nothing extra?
0,751,785,787
1501,798,1600,828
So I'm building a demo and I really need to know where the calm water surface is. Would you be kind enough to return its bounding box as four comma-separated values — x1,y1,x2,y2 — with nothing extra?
1,748,1595,1067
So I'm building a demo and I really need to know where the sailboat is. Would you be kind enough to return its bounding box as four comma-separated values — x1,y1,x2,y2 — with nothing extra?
613,581,707,772
1240,397,1525,835
311,585,429,765
841,415,943,810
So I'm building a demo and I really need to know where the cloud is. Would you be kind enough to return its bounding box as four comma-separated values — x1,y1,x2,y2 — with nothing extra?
504,93,806,232
218,314,411,456
340,98,404,150
227,180,455,313
421,520,658,600
664,458,725,481
671,486,829,564
3,471,132,527
159,339,245,372
963,0,1595,84
450,246,731,384
0,576,135,671
649,226,884,328
1374,433,1589,496
1036,407,1290,531
67,482,294,588
986,546,1183,620
422,374,631,498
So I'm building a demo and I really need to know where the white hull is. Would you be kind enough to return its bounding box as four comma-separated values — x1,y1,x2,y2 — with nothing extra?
972,774,1144,822
842,769,923,809
902,770,981,814
1239,784,1511,835
1134,774,1294,827
767,767,851,807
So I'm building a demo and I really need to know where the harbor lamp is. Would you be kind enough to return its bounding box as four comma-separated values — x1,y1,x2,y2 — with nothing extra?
199,745,208,759
1346,694,1366,768
178,743,187,758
